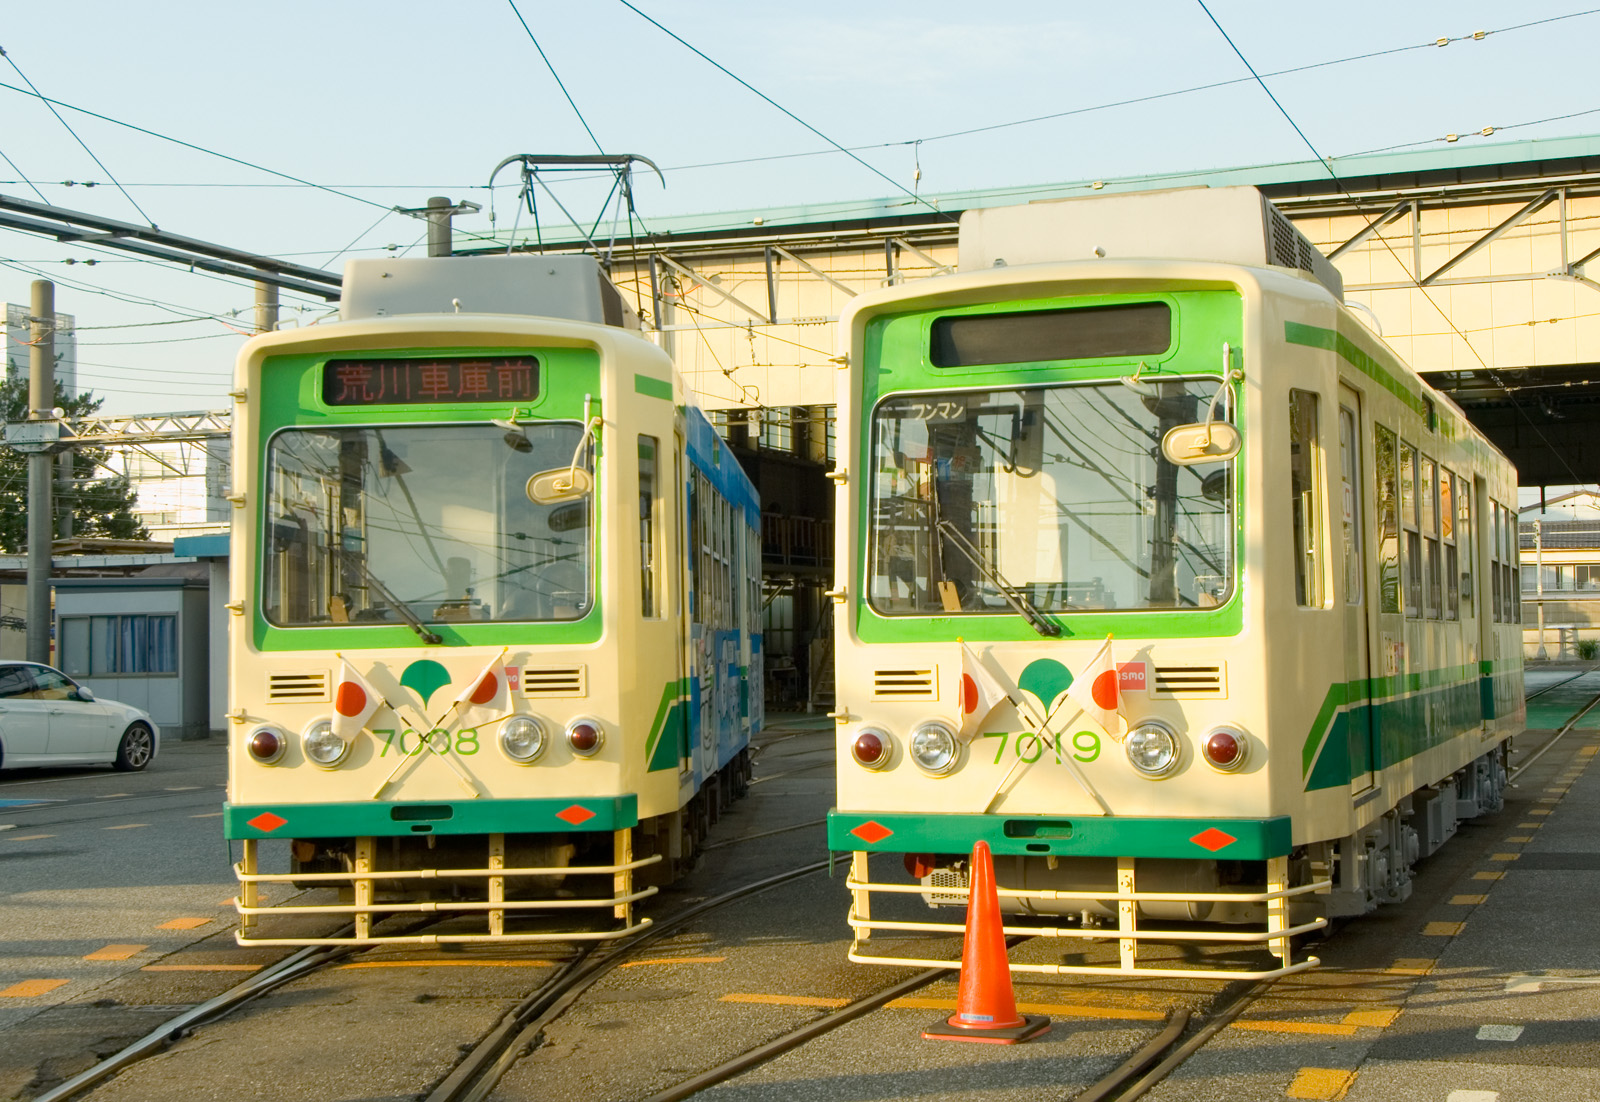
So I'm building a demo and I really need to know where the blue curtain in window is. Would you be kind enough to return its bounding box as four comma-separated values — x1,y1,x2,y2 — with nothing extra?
150,616,177,674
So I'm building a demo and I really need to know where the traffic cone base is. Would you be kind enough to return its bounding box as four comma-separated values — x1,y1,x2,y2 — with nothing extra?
922,1013,1051,1044
921,839,1051,1044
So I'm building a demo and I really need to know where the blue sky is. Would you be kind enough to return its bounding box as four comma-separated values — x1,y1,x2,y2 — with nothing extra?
0,1,1594,413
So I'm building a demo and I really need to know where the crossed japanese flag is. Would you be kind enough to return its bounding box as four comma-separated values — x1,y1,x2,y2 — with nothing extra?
1066,634,1125,738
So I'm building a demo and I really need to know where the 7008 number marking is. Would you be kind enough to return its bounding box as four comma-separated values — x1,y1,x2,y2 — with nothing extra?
981,730,1100,764
374,728,481,756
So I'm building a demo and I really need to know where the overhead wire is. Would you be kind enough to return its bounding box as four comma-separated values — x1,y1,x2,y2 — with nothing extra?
505,0,604,154
0,45,156,227
1194,0,1592,490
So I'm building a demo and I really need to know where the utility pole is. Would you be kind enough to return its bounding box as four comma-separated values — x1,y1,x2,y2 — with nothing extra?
1535,519,1548,660
26,280,54,664
254,282,279,334
396,196,481,259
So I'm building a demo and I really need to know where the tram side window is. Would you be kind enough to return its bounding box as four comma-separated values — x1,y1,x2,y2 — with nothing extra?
1374,425,1400,613
1490,501,1504,623
639,436,659,618
1289,390,1323,607
1504,505,1520,623
1399,442,1421,617
1441,468,1458,620
1420,455,1441,619
1456,476,1473,617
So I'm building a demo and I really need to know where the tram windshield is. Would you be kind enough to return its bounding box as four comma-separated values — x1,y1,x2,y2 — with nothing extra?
867,379,1234,617
262,422,592,627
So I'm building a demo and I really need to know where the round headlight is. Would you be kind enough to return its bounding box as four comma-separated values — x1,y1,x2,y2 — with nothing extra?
247,725,287,765
908,721,959,776
851,728,892,771
1202,726,1248,772
301,720,350,767
500,716,547,763
1125,720,1180,777
565,717,604,757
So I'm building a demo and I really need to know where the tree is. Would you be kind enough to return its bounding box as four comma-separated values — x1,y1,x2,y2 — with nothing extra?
0,374,147,553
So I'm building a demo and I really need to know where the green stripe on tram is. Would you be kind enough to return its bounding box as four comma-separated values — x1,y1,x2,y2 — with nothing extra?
635,373,673,401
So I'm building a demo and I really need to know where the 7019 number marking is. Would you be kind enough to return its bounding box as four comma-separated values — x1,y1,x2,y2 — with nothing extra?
981,730,1100,764
374,728,481,756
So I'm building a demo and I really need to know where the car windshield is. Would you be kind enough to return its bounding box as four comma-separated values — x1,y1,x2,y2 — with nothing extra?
262,422,591,626
867,379,1235,616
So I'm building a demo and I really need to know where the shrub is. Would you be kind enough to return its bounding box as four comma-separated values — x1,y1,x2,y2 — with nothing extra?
1579,638,1599,661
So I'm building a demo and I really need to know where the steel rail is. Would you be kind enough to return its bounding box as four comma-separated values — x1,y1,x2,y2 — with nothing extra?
1510,689,1600,782
424,858,832,1102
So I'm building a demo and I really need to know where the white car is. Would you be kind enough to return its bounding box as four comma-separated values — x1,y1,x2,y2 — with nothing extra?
0,662,160,772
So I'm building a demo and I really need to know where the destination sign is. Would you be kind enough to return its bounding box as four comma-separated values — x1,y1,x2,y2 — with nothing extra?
321,356,539,407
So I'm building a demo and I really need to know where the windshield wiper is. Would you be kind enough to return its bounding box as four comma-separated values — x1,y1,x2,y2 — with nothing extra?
339,550,443,645
935,520,1062,637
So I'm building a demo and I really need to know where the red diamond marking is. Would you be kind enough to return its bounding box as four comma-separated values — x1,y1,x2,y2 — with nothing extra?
1190,828,1237,852
248,812,287,833
556,805,596,826
851,821,893,845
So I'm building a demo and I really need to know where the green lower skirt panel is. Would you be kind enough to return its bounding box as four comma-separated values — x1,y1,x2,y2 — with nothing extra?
225,795,638,839
827,810,1292,860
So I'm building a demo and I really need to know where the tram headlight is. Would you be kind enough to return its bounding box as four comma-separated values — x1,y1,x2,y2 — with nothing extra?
500,716,548,763
851,728,893,771
1202,726,1249,773
565,716,605,757
247,725,287,765
301,720,350,768
1124,720,1180,778
908,721,959,776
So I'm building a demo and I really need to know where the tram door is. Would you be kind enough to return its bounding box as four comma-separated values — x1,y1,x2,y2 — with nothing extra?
1340,387,1377,793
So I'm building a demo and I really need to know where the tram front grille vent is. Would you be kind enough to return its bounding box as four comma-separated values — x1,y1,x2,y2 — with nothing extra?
872,668,938,701
267,670,331,703
1151,664,1227,698
523,666,587,698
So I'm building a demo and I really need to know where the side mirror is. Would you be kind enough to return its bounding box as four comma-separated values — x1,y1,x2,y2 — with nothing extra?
75,686,95,702
1161,422,1241,466
527,467,593,504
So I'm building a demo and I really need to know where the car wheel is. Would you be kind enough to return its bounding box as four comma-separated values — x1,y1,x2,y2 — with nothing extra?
114,723,154,772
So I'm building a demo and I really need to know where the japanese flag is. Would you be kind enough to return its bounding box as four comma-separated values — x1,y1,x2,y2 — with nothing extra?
333,660,384,741
958,644,1009,742
1066,635,1124,737
453,655,512,729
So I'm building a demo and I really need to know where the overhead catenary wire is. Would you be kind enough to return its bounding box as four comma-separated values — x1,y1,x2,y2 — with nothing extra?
505,0,604,155
1194,0,1591,492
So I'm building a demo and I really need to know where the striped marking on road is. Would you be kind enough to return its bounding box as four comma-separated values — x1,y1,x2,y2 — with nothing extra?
1517,822,1541,829
1424,922,1465,937
106,824,148,831
3,834,54,842
1343,1007,1401,1028
1488,853,1521,862
620,956,726,967
96,794,131,799
1232,1019,1356,1036
85,944,148,961
1505,836,1534,843
1286,1067,1356,1100
1474,871,1504,881
1,979,68,997
1387,958,1436,975
718,993,1164,1020
164,786,201,791
191,813,222,819
156,918,211,930
141,964,263,972
1450,895,1487,906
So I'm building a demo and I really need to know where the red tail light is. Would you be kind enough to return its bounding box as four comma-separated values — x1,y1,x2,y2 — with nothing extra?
1202,728,1246,772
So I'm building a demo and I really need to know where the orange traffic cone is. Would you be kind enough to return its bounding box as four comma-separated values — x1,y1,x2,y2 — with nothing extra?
922,840,1051,1044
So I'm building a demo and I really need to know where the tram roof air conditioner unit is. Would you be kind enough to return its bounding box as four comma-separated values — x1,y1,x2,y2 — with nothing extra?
956,185,1343,301
341,255,640,329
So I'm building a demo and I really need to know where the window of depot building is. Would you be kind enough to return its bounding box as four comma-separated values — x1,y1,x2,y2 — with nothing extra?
929,302,1172,368
60,614,178,677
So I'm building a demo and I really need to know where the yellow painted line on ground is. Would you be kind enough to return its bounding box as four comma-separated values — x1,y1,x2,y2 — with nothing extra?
85,944,147,961
1450,895,1487,906
1529,809,1553,815
1,979,69,997
1489,853,1520,862
619,956,726,967
1506,835,1534,843
1286,1067,1356,1100
105,824,148,831
141,964,263,972
718,993,1165,1020
1232,1019,1357,1037
3,834,54,842
1387,958,1435,975
338,959,557,969
190,812,222,819
1474,871,1505,881
156,917,211,930
1342,1007,1401,1028
1518,822,1541,829
1424,922,1464,937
